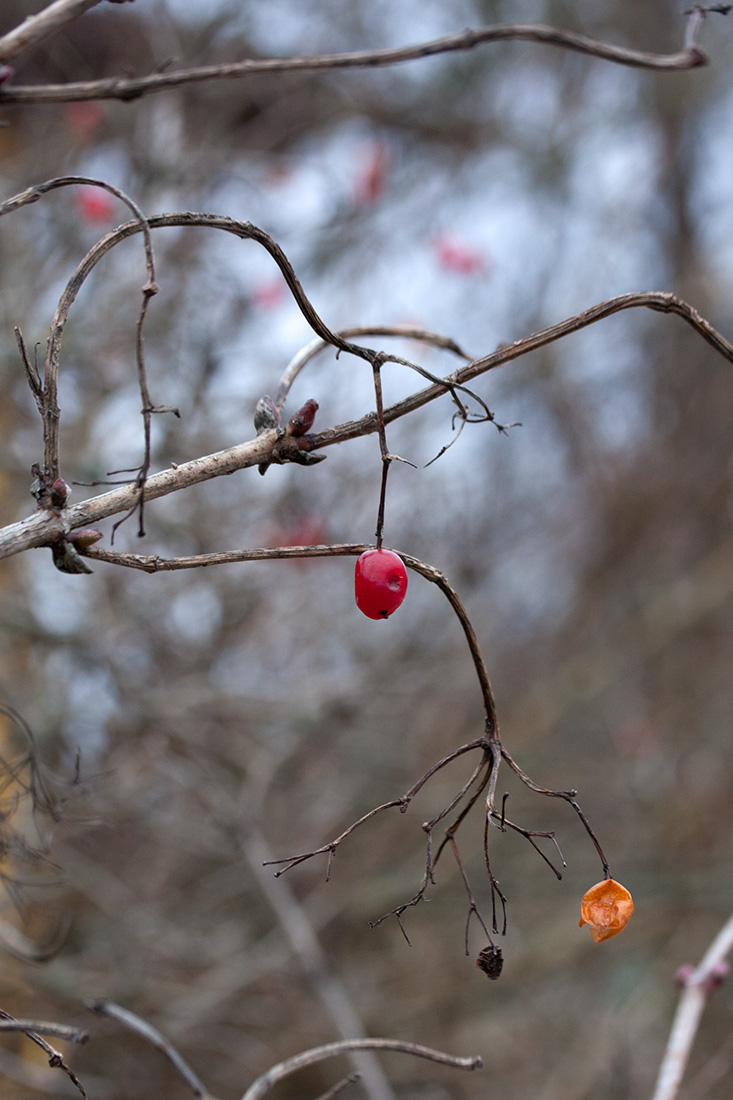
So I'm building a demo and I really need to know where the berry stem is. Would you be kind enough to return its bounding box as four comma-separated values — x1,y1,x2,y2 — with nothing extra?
371,356,391,549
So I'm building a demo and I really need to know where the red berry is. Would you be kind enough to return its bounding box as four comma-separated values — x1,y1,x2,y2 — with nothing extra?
355,549,408,619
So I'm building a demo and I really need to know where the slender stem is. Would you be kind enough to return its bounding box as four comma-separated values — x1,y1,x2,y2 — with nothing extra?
0,17,710,103
240,1039,482,1100
86,1000,216,1100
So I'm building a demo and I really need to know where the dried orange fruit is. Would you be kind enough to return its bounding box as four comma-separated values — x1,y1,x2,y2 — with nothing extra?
579,878,634,942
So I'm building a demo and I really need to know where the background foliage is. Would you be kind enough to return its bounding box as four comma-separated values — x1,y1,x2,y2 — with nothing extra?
0,1,732,1097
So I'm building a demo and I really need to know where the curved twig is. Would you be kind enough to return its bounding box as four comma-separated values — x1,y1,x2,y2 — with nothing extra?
274,325,471,412
240,1039,482,1100
0,177,158,484
86,999,215,1100
0,15,711,105
78,542,499,732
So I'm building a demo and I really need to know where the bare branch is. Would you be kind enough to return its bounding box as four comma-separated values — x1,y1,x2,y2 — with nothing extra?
651,913,733,1100
0,17,710,105
240,1039,482,1100
86,999,217,1100
0,1019,88,1043
0,177,158,485
275,325,471,413
236,829,399,1100
77,542,499,733
0,205,729,568
0,1009,89,1099
0,0,103,65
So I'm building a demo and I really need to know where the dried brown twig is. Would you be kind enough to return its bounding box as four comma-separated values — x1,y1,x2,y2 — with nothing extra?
72,540,609,939
0,1009,89,1099
0,176,172,539
86,999,217,1100
0,199,731,560
0,10,716,104
240,1039,481,1100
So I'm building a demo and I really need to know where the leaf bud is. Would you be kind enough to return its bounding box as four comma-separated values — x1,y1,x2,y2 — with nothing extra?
287,398,318,436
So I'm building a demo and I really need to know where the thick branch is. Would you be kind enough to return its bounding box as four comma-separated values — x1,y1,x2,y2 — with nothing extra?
651,913,733,1100
0,0,103,64
0,286,731,564
0,18,708,104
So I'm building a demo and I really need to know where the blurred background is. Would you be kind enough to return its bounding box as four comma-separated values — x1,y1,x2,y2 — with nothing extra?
0,0,732,1097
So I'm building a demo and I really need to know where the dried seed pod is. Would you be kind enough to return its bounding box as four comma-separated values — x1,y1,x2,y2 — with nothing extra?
579,878,634,942
476,945,503,980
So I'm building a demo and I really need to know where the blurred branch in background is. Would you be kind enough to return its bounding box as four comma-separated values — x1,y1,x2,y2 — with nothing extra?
0,1,732,1098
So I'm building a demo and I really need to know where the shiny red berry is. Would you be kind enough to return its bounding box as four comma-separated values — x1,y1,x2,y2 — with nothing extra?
355,549,408,619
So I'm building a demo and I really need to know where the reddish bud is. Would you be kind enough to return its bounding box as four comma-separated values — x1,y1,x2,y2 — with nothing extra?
67,528,103,549
287,399,318,436
49,478,70,508
0,66,15,85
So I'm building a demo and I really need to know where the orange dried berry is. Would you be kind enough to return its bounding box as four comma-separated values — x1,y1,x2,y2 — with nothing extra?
579,878,634,943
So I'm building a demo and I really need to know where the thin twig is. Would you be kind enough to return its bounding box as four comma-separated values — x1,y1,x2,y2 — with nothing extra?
77,541,499,732
499,746,610,877
0,16,710,104
265,739,487,882
1,268,731,562
240,1038,482,1100
0,1019,88,1042
0,177,158,485
650,913,733,1100
274,325,471,412
236,828,398,1100
0,1009,88,1099
85,999,216,1100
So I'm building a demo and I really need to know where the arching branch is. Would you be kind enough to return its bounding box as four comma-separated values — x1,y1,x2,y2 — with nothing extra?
0,13,714,105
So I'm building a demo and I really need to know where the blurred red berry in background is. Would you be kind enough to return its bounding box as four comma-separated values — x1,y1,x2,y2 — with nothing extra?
76,186,116,224
433,233,487,275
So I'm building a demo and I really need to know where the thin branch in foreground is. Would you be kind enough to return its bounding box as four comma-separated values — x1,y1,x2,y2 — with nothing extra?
240,1039,482,1100
77,541,500,732
85,999,216,1100
0,13,713,105
1,209,731,561
0,0,103,65
0,1009,88,1099
499,747,610,878
0,1019,88,1043
650,912,733,1100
